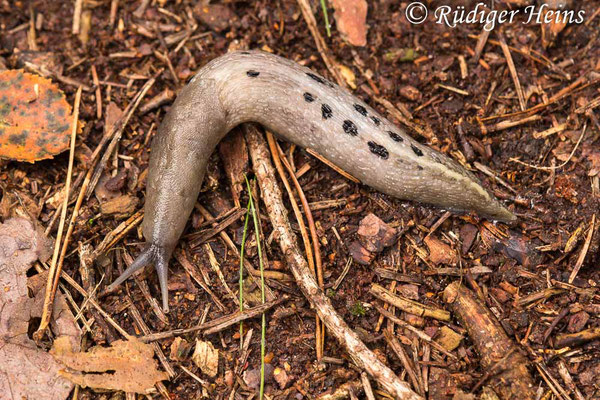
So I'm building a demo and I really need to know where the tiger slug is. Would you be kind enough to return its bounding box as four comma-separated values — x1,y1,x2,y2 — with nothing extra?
107,50,516,311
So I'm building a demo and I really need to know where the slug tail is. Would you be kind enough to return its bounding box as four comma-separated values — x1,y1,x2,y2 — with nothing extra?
107,243,172,312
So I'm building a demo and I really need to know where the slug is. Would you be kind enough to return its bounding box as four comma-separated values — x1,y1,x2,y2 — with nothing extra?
107,50,516,311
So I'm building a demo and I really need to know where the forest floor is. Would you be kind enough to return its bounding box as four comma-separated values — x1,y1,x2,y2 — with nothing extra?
1,0,600,399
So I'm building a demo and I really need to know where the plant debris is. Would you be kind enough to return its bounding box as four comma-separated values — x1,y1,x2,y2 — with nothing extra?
0,217,80,400
0,70,73,162
51,338,169,394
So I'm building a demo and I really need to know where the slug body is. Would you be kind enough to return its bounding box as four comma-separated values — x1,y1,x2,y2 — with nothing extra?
108,50,515,311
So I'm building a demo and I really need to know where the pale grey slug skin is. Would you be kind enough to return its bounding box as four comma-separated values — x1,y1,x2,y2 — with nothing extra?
108,50,516,311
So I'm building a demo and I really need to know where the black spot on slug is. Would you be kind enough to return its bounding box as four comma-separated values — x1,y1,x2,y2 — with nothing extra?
411,144,424,157
306,72,335,88
368,141,389,159
370,116,381,126
387,131,404,142
342,120,358,136
353,104,368,116
246,70,260,77
307,72,326,84
321,104,333,119
304,92,315,102
240,51,251,55
417,165,424,170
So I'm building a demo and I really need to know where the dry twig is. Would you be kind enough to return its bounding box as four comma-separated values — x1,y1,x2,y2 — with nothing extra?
246,126,421,400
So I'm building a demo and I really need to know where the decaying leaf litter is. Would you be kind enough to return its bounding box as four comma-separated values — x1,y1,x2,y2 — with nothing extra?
1,0,600,399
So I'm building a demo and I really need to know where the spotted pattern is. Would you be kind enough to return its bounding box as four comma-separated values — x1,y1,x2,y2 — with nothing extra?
388,131,403,142
0,69,72,161
342,120,358,136
246,70,260,77
411,144,424,157
353,104,368,116
368,141,389,159
306,72,326,84
8,133,27,146
306,72,334,88
370,116,381,126
321,104,333,119
304,92,315,103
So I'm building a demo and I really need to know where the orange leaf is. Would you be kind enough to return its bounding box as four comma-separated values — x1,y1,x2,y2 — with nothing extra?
0,70,72,162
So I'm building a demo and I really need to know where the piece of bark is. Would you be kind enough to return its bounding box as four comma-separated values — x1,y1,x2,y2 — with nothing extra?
459,224,478,255
218,128,248,207
348,240,375,265
480,228,541,267
357,213,397,252
424,236,457,266
567,311,590,333
330,0,368,46
99,194,138,217
443,282,536,400
246,126,421,400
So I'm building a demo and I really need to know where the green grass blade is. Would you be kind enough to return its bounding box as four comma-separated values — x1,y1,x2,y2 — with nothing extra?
320,0,331,37
239,199,252,349
245,176,266,400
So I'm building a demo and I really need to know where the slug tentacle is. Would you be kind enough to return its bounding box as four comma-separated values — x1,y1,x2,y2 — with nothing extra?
108,50,516,310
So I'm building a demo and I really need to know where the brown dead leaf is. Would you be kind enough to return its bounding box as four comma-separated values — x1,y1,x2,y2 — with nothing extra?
0,70,73,162
51,338,168,394
0,217,80,400
330,0,368,47
192,339,219,378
